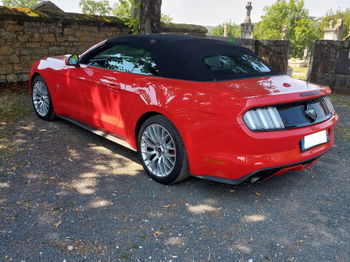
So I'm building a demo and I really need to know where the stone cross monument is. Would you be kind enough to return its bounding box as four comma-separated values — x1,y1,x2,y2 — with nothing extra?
240,2,254,39
245,2,252,23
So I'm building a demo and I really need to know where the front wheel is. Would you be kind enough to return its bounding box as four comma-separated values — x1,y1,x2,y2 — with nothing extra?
138,115,190,184
31,76,56,120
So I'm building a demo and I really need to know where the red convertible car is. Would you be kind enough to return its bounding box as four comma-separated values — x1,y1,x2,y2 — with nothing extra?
30,34,338,184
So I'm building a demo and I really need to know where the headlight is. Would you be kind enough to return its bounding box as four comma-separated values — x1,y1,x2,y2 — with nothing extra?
243,106,285,131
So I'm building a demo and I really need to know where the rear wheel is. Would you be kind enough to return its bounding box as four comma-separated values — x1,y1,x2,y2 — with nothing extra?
31,76,56,120
138,115,190,184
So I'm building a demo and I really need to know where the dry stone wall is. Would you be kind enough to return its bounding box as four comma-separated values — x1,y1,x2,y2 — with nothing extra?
0,21,129,83
308,40,350,94
0,6,207,85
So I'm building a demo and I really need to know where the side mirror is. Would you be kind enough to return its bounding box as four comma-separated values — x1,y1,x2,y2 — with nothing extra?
66,54,80,67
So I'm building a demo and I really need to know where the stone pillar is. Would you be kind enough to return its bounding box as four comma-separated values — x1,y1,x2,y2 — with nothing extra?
282,25,288,40
223,23,228,37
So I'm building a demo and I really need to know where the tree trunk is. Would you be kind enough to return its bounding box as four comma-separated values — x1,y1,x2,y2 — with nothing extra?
131,0,141,20
139,0,162,34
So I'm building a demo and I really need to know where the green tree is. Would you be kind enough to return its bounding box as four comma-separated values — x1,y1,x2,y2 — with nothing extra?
2,0,41,8
161,13,172,23
209,22,241,38
254,0,317,58
79,0,110,16
112,0,131,19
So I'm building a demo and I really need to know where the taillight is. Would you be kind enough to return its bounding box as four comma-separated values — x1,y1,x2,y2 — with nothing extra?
322,96,335,114
243,96,335,132
243,107,285,131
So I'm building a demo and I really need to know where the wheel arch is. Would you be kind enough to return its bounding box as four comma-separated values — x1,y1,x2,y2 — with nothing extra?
30,72,41,90
134,111,162,144
133,110,189,153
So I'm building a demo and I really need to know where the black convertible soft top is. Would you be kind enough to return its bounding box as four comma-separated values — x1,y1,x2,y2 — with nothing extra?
82,34,276,82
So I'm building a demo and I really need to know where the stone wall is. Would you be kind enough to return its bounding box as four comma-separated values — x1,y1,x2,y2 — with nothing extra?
308,40,350,94
255,40,290,75
207,36,290,74
0,6,207,85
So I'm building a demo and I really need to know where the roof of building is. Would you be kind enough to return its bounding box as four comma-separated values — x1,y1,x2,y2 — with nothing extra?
32,1,64,12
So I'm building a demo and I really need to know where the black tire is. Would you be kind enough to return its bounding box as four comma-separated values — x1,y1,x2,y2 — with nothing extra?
31,75,56,121
137,115,190,184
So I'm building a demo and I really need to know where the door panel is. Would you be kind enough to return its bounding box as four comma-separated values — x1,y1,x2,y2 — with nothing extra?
59,65,94,124
64,65,123,135
61,43,161,137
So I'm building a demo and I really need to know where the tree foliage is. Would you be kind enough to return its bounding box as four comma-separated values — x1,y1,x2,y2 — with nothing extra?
254,0,317,58
112,0,131,19
79,0,111,16
209,22,240,38
2,0,41,8
161,13,172,23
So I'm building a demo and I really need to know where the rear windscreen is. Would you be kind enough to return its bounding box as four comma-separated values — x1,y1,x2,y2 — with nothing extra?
203,54,272,76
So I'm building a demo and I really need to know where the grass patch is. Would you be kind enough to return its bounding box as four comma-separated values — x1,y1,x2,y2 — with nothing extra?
292,67,308,73
291,67,308,80
0,89,31,124
330,95,350,107
335,125,350,142
120,253,131,260
0,89,30,161
292,73,307,80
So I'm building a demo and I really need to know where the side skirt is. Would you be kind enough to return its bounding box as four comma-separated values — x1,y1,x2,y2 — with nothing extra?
59,116,137,152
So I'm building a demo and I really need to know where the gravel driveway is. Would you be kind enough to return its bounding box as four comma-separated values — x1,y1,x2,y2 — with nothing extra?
0,95,349,262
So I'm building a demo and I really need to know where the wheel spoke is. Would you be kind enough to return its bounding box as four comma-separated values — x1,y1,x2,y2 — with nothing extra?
144,134,157,147
162,156,173,170
158,156,164,175
165,154,175,165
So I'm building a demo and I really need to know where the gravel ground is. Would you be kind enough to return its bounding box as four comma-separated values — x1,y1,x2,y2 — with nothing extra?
0,95,349,262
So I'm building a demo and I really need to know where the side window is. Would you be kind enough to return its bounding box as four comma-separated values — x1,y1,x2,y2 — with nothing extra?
86,45,160,76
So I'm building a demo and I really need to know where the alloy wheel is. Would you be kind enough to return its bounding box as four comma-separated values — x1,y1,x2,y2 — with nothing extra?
140,124,177,177
32,80,50,117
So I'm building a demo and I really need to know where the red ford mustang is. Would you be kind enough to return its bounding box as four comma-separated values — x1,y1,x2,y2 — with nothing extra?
29,34,338,184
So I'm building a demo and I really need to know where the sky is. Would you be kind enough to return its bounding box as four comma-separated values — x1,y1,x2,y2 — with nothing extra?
3,0,350,26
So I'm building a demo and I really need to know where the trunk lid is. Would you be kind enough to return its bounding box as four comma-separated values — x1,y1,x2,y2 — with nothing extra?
212,75,331,102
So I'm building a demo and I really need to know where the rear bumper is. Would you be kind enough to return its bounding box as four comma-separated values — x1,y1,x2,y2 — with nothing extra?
189,113,338,183
194,152,325,185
